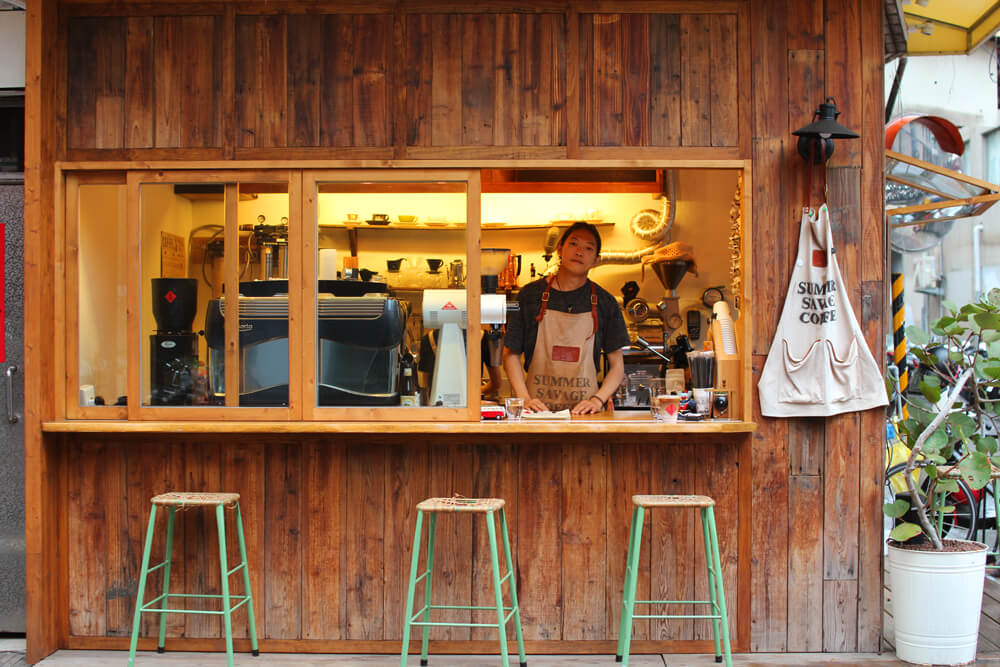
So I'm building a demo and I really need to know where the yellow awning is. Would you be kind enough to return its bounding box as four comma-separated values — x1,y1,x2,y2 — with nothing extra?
903,0,1000,56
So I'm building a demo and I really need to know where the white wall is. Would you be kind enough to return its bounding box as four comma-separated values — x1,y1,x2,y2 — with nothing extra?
0,12,24,89
886,43,1000,328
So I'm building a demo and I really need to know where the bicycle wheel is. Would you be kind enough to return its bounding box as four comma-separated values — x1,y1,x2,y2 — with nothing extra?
884,462,979,543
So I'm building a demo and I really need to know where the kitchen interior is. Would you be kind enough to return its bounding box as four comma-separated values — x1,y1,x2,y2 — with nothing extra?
73,167,744,417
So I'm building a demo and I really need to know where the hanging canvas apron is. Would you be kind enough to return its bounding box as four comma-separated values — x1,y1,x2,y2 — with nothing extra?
758,204,888,417
526,278,599,411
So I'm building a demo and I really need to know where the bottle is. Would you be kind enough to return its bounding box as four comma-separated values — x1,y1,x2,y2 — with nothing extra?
399,350,420,407
530,263,536,278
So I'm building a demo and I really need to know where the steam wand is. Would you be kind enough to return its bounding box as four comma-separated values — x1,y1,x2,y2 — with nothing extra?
635,336,671,363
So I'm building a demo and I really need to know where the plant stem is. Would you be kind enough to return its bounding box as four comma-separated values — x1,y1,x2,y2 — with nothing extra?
905,367,975,550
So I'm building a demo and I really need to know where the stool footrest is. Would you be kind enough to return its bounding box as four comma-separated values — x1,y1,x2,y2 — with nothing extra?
632,613,723,620
408,604,518,628
140,593,251,616
633,599,716,606
227,562,246,577
146,560,169,574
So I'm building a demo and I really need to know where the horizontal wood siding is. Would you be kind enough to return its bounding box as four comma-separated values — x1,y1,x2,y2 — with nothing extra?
64,435,746,646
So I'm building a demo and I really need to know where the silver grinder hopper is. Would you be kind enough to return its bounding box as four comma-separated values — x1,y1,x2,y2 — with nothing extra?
649,259,692,344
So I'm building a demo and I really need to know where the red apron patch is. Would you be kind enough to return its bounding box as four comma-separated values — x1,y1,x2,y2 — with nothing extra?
551,345,580,363
811,249,827,268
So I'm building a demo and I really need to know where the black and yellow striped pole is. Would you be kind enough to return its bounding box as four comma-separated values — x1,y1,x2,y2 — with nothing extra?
892,260,907,417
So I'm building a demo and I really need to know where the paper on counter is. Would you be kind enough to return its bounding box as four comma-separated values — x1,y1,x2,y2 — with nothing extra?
522,409,572,420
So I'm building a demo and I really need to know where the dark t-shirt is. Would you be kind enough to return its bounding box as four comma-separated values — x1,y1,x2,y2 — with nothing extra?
504,277,631,371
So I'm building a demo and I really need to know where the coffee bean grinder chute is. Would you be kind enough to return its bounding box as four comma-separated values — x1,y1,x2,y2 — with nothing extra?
149,277,199,405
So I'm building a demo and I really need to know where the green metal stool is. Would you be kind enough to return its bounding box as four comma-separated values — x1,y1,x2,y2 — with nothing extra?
616,494,731,667
128,492,259,667
400,497,526,667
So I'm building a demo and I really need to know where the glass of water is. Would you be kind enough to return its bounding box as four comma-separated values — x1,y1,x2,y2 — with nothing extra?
505,397,524,421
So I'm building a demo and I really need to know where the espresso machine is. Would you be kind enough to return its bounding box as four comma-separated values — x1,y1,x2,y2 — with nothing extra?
149,278,199,405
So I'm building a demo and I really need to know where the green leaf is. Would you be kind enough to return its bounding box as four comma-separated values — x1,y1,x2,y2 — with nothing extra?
943,300,958,315
883,499,910,518
960,452,993,489
981,363,1000,380
890,522,924,542
975,436,998,454
923,428,949,454
932,317,957,335
984,329,1000,343
950,349,966,363
920,379,942,404
988,288,1000,307
975,312,1000,330
948,413,979,439
938,504,956,514
936,478,959,493
907,325,930,346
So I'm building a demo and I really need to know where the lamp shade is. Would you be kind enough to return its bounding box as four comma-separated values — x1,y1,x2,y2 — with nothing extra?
793,97,859,163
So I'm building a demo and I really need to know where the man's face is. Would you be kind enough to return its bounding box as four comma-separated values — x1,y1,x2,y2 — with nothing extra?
558,229,599,276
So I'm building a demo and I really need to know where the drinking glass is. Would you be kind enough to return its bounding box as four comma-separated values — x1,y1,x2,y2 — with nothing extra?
647,379,679,422
692,387,712,415
505,397,524,421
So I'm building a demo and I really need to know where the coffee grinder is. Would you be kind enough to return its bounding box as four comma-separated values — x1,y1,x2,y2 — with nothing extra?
150,277,199,405
649,259,693,345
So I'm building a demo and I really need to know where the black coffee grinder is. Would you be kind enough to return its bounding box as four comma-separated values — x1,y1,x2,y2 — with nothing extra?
150,278,199,405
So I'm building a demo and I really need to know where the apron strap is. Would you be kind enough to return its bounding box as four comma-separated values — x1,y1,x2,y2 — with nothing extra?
535,275,556,322
537,276,598,340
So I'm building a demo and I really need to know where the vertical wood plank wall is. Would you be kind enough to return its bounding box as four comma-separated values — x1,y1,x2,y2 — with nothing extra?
25,0,885,661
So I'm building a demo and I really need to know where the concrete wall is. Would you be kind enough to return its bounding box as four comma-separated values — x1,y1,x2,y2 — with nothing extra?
0,11,24,89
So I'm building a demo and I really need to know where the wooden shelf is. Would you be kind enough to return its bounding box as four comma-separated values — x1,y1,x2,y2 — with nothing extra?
318,220,615,231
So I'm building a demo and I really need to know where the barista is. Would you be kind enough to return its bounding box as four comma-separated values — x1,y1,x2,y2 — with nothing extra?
503,222,629,414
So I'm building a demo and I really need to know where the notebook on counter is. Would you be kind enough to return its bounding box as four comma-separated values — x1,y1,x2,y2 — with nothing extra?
522,409,572,420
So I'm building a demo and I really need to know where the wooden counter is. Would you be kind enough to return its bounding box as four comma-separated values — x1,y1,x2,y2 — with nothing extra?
43,413,756,434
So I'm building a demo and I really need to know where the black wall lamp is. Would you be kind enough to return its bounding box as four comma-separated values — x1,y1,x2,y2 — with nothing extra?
792,97,860,164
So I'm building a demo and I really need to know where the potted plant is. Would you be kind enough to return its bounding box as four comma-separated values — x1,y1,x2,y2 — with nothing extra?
883,289,1000,665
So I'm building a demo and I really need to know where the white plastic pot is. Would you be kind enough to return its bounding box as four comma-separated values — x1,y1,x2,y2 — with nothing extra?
887,540,987,665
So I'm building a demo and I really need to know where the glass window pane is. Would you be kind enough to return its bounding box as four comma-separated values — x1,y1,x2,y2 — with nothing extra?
140,183,218,406
209,185,291,407
140,182,291,409
77,183,127,407
314,181,469,408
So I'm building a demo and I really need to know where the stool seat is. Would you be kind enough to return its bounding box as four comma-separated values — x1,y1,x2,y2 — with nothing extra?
152,492,240,507
632,494,714,508
417,497,504,512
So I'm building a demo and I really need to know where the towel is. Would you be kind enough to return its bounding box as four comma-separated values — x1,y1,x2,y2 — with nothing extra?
522,409,572,420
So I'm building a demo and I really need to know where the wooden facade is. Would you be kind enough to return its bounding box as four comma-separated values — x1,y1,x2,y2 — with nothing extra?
24,0,886,663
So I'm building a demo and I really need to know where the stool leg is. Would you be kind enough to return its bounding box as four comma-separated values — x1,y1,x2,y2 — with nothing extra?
216,504,235,667
421,513,437,666
498,508,526,667
128,504,158,667
700,508,721,662
619,506,644,667
486,510,510,665
157,507,176,653
401,509,424,667
616,505,641,662
234,502,260,656
705,506,732,667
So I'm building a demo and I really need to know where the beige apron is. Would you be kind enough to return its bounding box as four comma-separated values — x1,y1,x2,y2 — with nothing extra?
758,204,888,417
526,278,599,411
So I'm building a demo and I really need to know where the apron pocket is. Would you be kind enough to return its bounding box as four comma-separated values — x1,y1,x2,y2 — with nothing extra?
776,338,860,405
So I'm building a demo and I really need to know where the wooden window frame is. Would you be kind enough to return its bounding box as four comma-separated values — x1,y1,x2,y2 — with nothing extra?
302,169,482,422
59,160,752,424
